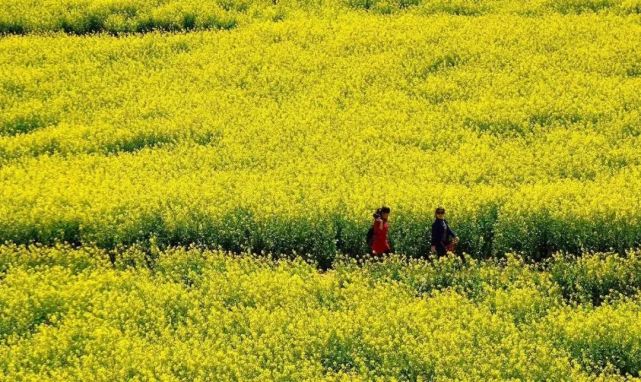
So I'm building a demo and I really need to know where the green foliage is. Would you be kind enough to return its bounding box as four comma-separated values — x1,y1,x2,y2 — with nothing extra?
6,245,640,380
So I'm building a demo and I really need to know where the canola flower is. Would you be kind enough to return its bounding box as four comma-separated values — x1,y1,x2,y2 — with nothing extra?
2,0,641,35
1,3,641,261
3,2,641,380
1,244,641,380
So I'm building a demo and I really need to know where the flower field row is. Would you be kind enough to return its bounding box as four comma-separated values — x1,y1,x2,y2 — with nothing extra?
1,14,641,260
2,0,641,35
1,244,641,380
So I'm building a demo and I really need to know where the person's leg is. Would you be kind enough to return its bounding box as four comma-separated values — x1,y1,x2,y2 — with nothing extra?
436,243,447,258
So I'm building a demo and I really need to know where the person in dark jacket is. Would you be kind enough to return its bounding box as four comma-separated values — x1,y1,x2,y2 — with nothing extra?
430,206,460,259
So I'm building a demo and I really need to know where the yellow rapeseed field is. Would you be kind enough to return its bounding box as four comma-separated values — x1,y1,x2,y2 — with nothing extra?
2,1,641,379
2,7,641,260
2,244,641,380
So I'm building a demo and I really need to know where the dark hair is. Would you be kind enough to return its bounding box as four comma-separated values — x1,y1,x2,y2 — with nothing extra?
435,207,446,214
373,206,391,219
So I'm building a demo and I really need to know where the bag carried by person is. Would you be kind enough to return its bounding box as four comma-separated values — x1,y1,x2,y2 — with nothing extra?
444,231,457,252
366,226,375,247
445,241,457,252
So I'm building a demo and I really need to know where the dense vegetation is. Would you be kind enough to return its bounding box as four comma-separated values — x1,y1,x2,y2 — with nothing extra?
2,0,641,379
2,0,641,35
2,8,641,261
1,244,641,380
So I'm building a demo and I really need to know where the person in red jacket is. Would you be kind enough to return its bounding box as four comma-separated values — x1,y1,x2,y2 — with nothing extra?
369,206,392,256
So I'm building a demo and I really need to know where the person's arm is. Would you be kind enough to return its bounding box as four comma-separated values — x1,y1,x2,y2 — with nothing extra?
430,221,439,245
447,226,457,238
371,219,384,255
446,220,459,243
430,221,439,252
373,218,384,234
